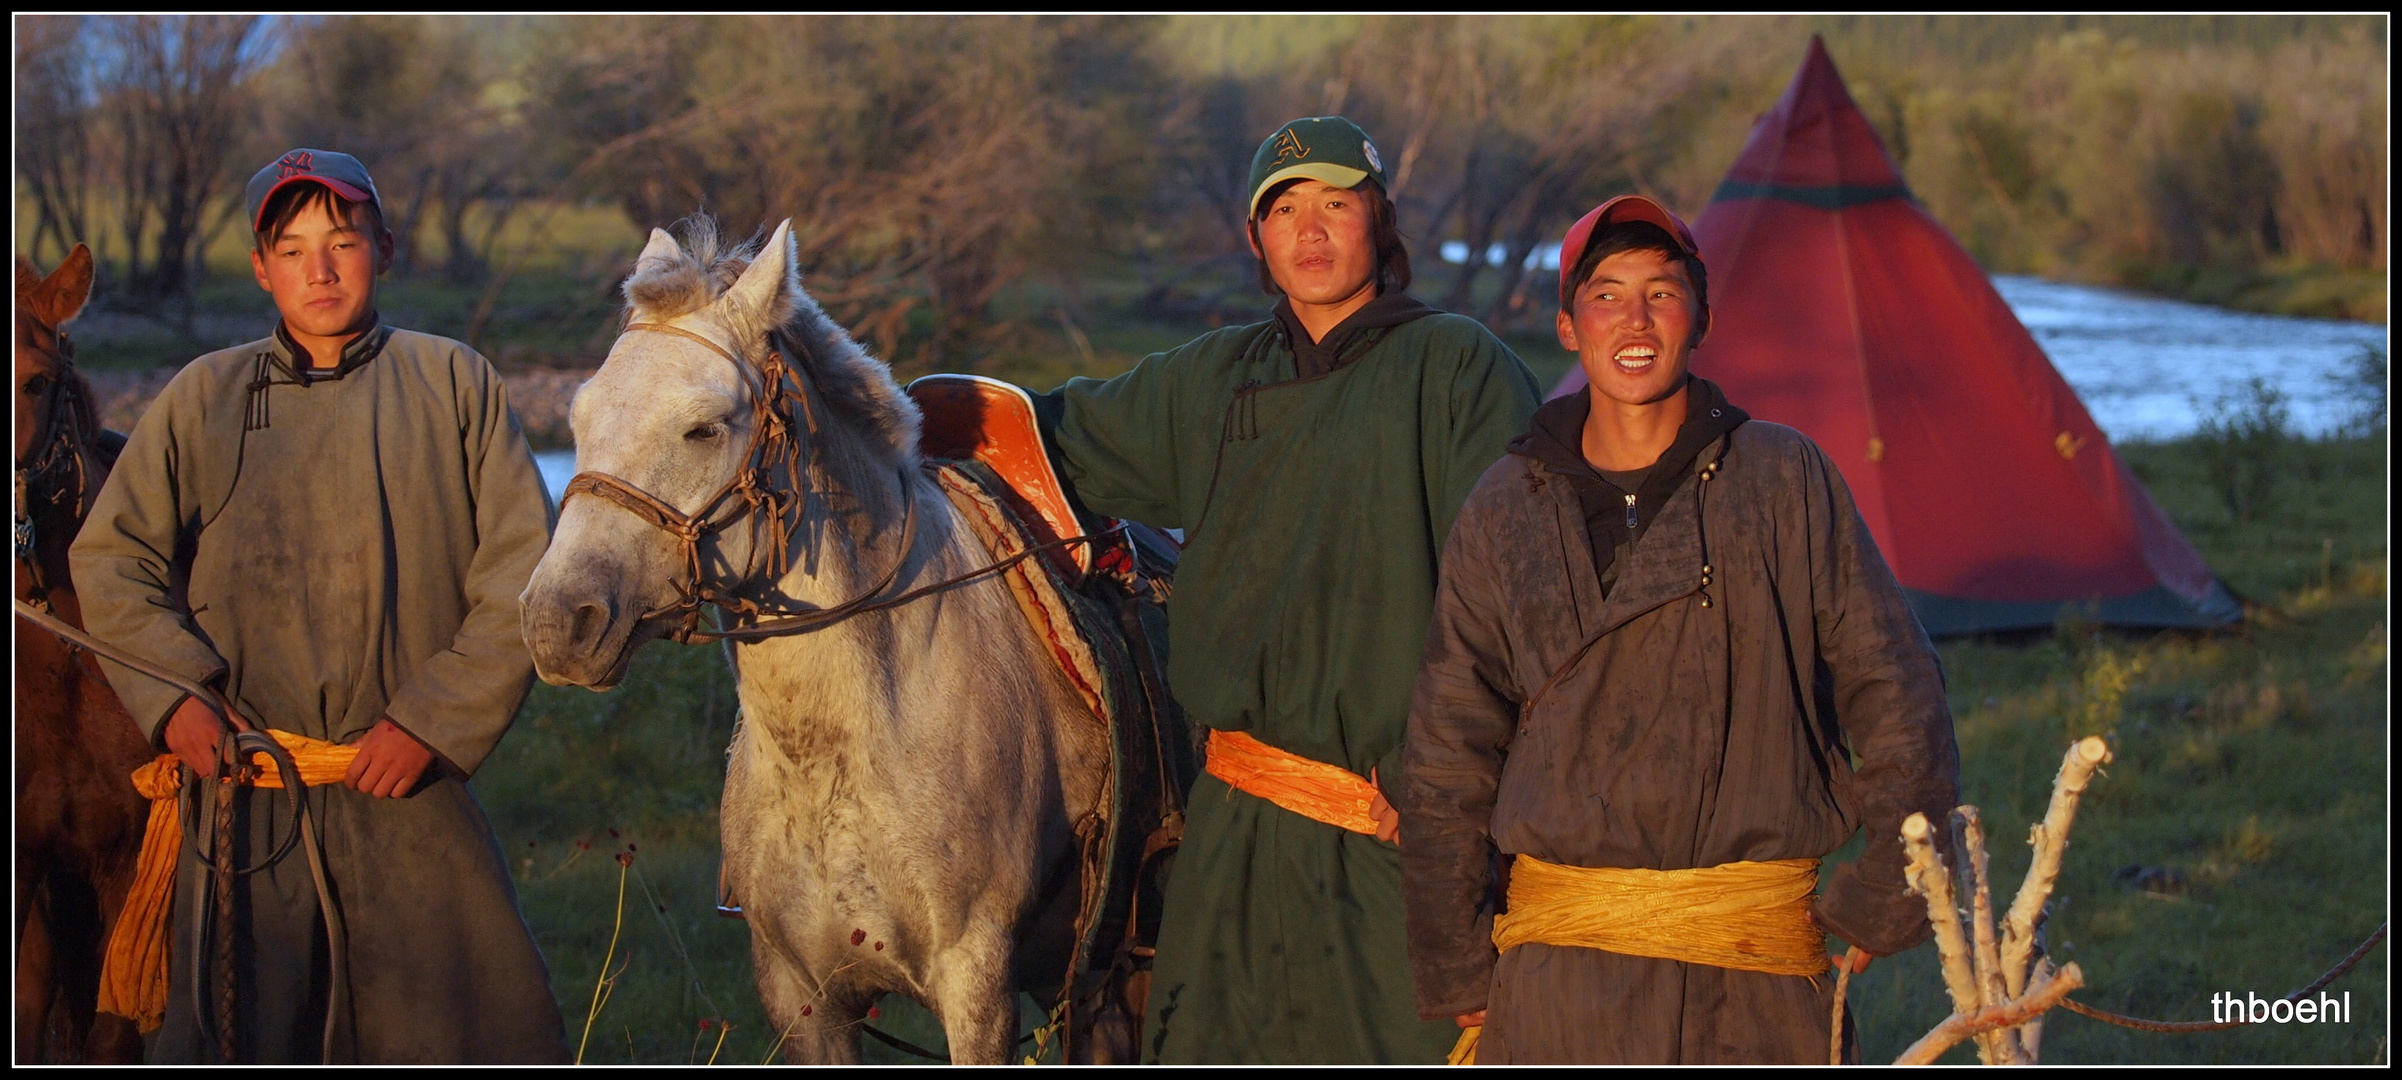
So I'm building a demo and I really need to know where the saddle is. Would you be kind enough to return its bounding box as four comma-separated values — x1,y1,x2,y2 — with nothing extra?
910,374,1197,1021
909,375,1105,576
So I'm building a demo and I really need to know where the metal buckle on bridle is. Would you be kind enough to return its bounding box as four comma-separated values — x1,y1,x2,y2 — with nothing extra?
13,478,37,567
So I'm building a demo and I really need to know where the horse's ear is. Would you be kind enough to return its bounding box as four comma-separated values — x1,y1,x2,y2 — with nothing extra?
719,219,797,328
635,228,683,274
15,255,41,308
46,244,94,326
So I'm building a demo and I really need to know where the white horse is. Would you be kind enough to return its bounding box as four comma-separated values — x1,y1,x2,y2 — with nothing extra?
520,218,1124,1063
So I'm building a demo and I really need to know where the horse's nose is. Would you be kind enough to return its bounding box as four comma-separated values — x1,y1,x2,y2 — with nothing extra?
522,568,628,687
569,600,609,652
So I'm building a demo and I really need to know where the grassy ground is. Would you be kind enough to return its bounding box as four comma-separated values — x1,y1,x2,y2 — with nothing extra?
1834,432,2390,1064
469,421,2385,1063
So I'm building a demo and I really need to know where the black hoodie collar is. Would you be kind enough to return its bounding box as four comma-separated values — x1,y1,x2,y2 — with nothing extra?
1272,292,1437,380
269,318,392,384
1511,375,1750,498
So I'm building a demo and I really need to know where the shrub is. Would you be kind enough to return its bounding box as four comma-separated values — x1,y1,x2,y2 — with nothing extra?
2192,376,2292,525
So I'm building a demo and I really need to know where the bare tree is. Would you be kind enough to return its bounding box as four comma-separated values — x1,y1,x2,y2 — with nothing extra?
1317,16,1717,331
525,15,1159,370
96,15,273,305
15,16,99,269
268,15,535,283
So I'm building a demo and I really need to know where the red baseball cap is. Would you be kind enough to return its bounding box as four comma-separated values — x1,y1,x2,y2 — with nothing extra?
245,148,383,233
1557,194,1699,307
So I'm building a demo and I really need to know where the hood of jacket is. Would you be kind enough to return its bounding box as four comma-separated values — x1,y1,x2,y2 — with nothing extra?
1272,292,1439,379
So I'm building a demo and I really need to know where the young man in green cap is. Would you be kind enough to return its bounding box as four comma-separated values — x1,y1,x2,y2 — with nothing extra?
71,149,565,1062
1034,116,1541,1063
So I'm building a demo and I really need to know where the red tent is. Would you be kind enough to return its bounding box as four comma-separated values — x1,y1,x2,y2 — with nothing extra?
1554,37,2236,634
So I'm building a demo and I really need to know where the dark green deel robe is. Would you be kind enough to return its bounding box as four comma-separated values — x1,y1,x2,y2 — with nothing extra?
1037,296,1540,1063
69,324,567,1063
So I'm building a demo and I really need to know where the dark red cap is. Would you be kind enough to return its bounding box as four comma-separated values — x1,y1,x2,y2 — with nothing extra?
1557,194,1699,306
245,149,383,233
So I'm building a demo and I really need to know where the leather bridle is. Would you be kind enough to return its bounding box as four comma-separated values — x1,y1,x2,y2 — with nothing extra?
560,319,1124,652
14,322,97,606
560,319,922,644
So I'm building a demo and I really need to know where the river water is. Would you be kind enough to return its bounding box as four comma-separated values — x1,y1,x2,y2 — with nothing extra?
1991,275,2383,441
534,279,2385,498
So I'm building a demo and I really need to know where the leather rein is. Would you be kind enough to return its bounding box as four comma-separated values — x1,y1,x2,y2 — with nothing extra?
559,322,1119,648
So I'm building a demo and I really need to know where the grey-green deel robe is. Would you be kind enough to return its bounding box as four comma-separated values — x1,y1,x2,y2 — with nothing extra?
68,325,567,1063
1036,300,1540,1063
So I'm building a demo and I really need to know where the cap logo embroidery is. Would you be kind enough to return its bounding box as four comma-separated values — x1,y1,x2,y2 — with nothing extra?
275,150,315,178
1271,128,1310,165
1362,140,1382,172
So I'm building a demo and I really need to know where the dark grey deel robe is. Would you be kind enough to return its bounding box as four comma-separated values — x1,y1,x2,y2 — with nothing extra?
1398,385,1961,1064
70,324,566,1063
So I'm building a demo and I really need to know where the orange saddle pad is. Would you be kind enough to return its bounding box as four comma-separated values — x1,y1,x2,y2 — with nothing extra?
905,373,1092,577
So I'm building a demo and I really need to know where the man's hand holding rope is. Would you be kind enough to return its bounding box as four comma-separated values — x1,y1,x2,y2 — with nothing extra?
164,696,234,778
167,697,431,797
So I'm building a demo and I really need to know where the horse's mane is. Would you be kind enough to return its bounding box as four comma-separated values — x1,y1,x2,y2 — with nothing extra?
621,216,921,472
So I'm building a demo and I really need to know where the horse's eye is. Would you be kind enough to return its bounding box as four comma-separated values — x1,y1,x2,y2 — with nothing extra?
684,423,722,442
24,374,52,397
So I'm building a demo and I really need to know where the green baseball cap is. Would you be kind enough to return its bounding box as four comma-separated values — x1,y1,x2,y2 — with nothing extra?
1247,116,1389,219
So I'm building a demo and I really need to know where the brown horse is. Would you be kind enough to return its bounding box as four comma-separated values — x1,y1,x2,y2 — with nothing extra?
14,245,150,1063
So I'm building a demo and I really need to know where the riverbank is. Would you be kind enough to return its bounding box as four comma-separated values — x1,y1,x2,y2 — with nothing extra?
2136,261,2385,325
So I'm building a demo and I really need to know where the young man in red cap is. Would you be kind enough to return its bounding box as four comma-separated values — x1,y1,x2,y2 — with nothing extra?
1034,117,1540,1062
72,149,564,1062
1395,195,1960,1063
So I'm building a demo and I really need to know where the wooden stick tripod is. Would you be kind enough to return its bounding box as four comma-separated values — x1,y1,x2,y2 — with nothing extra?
1894,736,2111,1065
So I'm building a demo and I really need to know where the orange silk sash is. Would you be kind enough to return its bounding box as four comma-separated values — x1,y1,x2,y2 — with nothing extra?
1449,854,1828,1064
1203,728,1381,836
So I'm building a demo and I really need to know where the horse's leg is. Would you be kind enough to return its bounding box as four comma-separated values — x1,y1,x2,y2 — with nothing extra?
1067,966,1139,1064
927,934,1019,1065
84,1013,143,1065
754,950,866,1065
16,878,57,1062
34,869,108,1063
72,874,142,1068
83,857,146,1064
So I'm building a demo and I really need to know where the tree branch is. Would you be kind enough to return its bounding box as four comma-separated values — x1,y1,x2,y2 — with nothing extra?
2001,736,2111,998
1894,962,2085,1065
1900,813,1985,1036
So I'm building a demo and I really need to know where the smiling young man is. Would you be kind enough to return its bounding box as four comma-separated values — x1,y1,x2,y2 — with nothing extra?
70,149,564,1062
1032,117,1540,1062
1396,196,1961,1063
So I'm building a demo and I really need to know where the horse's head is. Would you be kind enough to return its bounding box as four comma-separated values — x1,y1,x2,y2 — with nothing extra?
522,217,920,689
15,245,94,468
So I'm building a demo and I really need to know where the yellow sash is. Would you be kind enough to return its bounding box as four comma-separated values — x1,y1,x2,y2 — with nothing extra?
97,731,359,1032
1203,729,1380,835
1451,854,1827,1064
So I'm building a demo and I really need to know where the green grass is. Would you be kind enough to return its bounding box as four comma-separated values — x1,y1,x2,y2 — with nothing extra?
1837,432,2389,1064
